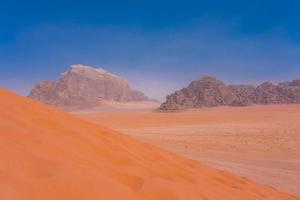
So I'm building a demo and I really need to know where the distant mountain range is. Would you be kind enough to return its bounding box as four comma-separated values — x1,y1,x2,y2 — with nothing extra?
159,76,300,111
29,67,300,111
29,64,149,110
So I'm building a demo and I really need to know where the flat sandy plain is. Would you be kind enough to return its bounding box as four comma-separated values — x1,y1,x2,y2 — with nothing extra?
76,103,300,197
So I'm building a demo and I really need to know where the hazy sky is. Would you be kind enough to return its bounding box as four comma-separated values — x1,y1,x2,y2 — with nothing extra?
1,0,300,100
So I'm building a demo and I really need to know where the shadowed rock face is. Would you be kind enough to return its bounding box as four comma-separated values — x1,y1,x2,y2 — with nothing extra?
29,64,148,110
160,76,300,111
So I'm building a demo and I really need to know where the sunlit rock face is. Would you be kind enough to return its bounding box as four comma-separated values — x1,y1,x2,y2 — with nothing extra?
29,64,148,110
160,76,300,111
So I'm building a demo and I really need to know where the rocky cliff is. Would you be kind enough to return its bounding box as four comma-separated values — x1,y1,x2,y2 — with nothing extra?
29,64,149,110
160,76,300,111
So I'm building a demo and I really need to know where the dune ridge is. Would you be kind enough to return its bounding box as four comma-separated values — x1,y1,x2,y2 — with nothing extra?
0,88,298,200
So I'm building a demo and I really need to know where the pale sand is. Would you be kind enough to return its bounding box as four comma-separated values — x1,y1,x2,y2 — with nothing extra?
0,88,298,200
76,105,300,197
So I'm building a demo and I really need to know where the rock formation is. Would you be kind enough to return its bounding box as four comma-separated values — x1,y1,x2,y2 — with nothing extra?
29,64,148,110
229,85,255,106
160,76,300,111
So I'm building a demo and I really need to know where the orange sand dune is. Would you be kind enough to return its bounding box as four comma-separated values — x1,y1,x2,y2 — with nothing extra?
0,88,298,200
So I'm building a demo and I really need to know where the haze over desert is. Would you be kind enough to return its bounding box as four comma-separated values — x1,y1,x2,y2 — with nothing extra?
76,103,300,196
2,68,300,199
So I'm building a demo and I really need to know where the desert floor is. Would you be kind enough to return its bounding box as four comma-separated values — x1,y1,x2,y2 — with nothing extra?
76,104,300,197
3,89,299,200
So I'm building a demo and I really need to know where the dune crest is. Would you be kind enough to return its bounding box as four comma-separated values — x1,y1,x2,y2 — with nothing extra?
0,88,298,200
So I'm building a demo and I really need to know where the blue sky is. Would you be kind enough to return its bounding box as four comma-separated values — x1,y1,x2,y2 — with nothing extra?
1,0,300,100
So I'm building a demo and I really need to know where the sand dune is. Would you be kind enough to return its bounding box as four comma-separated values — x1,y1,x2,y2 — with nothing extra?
0,88,298,200
77,105,300,197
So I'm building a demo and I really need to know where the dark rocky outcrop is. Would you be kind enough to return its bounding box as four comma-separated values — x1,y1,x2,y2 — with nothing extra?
253,82,300,104
29,64,149,110
160,76,235,110
159,76,300,111
229,85,256,106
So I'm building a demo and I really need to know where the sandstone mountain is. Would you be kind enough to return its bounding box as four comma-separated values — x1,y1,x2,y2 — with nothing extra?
29,64,148,110
160,76,300,111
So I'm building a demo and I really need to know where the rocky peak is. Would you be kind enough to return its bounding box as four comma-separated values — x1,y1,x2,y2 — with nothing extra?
62,64,120,80
29,65,149,110
160,76,235,110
